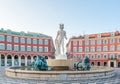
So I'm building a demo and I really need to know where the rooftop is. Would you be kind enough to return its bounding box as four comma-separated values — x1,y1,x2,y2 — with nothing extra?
71,31,120,39
0,28,52,38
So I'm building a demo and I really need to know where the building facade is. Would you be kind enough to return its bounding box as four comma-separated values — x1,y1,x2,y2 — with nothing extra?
67,31,120,67
0,28,55,66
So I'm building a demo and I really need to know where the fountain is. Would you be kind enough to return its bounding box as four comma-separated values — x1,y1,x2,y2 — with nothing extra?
5,56,115,80
5,24,115,80
47,24,73,70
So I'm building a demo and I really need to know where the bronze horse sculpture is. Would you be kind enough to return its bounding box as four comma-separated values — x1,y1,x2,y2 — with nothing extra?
31,55,48,71
74,56,91,71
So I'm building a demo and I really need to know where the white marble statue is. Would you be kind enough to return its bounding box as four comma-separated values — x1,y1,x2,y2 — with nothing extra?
55,24,67,56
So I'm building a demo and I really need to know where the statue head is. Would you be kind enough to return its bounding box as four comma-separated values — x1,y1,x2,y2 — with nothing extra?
83,56,90,64
59,24,64,30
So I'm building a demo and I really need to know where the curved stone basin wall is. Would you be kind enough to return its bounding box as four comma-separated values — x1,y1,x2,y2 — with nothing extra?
5,67,115,80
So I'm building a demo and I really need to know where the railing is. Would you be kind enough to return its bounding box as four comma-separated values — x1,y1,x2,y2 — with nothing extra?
109,58,116,60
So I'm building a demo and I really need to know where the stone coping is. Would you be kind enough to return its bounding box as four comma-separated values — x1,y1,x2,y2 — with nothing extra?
5,67,115,80
5,68,114,74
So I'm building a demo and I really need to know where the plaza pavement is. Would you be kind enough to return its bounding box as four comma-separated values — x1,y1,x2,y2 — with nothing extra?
0,66,120,84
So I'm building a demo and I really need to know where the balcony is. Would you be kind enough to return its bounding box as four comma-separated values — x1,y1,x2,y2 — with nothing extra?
109,58,116,60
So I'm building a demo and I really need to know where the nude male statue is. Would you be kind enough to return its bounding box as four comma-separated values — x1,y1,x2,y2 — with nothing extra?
55,24,67,55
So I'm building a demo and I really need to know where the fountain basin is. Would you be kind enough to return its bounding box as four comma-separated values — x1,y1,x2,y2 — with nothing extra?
5,66,115,80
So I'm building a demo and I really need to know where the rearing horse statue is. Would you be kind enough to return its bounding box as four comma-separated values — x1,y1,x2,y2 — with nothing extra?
31,55,48,71
74,56,91,71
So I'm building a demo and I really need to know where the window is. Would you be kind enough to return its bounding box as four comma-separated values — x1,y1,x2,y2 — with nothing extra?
14,45,19,51
103,39,108,44
73,47,77,52
103,46,108,51
33,46,37,52
118,38,120,43
90,55,95,59
97,46,101,52
110,32,115,37
85,40,89,45
117,45,120,50
20,31,25,36
78,47,82,52
91,40,95,45
103,54,107,58
97,62,100,66
7,36,12,42
0,43,5,50
110,45,115,51
97,34,101,38
39,39,43,44
39,47,43,52
0,35,5,41
110,54,115,59
44,47,48,52
44,39,48,45
90,47,95,52
33,39,37,44
79,40,82,45
7,29,11,34
7,44,12,50
21,45,25,51
14,37,18,43
104,62,107,66
91,62,94,66
117,54,120,58
20,38,25,43
27,46,31,51
110,39,115,44
97,55,101,58
73,41,77,46
85,47,89,52
97,39,101,45
27,38,31,44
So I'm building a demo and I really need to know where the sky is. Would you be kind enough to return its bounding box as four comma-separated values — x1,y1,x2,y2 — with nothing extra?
0,0,120,43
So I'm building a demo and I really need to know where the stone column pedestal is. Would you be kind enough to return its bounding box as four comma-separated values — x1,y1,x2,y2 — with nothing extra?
19,56,21,66
25,56,27,66
0,54,1,66
12,56,14,66
47,59,74,70
5,55,7,67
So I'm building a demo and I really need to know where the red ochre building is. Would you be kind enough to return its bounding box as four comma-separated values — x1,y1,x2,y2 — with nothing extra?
67,31,120,68
0,28,55,66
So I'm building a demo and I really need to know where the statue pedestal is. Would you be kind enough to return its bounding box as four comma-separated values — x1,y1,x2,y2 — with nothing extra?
55,54,67,59
47,59,73,70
